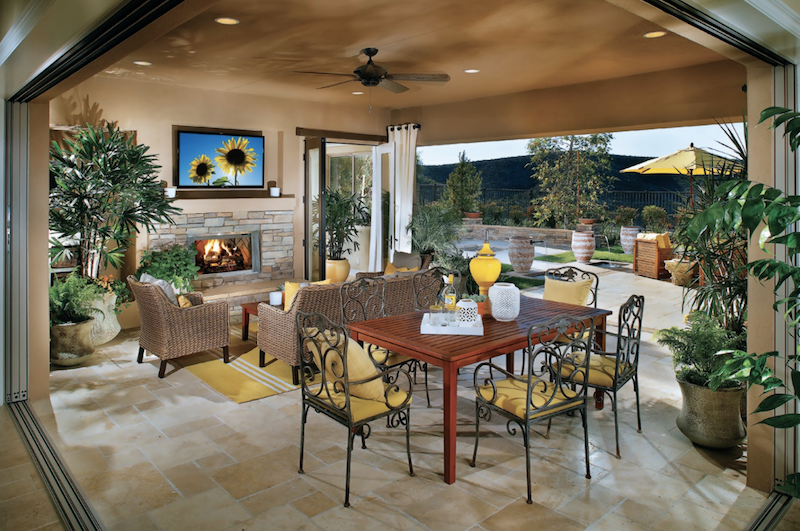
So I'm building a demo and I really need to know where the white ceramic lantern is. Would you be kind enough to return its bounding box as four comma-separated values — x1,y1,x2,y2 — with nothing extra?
488,282,520,322
269,291,283,306
456,299,479,324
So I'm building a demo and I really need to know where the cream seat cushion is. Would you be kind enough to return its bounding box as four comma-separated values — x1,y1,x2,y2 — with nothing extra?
476,378,578,419
558,351,627,388
543,277,593,307
305,330,385,401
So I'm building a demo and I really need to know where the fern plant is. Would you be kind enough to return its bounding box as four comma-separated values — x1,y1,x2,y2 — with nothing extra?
135,245,199,292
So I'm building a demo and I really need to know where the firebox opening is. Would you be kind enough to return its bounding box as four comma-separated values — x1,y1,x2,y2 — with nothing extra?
193,235,253,275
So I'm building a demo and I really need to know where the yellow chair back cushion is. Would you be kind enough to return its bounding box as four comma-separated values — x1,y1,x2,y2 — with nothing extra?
543,277,593,306
637,232,671,248
285,279,332,309
384,263,419,275
305,330,385,401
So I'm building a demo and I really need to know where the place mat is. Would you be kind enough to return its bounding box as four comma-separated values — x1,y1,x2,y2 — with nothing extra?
185,347,299,404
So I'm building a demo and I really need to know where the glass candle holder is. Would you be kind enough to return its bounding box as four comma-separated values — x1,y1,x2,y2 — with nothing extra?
429,304,444,326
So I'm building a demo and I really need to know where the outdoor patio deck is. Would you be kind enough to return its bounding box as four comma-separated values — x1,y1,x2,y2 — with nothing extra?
2,259,794,531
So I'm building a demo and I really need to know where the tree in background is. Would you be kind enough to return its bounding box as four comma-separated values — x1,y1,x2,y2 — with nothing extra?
443,151,483,216
526,134,614,228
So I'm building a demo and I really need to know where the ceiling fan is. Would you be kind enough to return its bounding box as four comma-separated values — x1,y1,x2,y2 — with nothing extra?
294,48,450,93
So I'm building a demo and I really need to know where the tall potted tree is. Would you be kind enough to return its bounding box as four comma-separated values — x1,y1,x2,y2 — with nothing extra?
49,123,180,345
324,189,370,282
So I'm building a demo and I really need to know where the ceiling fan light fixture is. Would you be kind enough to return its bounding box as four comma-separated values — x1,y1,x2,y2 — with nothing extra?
463,69,480,74
352,91,364,95
643,30,667,39
215,17,240,25
132,60,152,66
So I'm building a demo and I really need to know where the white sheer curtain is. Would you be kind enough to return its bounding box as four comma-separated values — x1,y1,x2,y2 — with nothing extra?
388,123,419,254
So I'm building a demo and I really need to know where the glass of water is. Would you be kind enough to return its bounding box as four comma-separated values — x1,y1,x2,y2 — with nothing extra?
429,305,444,326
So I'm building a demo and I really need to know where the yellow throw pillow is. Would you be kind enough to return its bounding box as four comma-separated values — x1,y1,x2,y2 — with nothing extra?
285,279,332,309
384,263,408,275
543,277,593,307
305,330,384,401
177,295,193,308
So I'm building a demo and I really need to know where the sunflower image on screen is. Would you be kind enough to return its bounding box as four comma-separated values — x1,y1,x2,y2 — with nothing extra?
188,154,216,185
215,137,258,185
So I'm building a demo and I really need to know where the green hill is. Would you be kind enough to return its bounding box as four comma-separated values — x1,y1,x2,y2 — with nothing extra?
420,154,690,193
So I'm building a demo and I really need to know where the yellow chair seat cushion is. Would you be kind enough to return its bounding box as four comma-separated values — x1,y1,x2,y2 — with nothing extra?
305,331,385,401
476,378,578,419
559,351,628,388
285,279,332,309
317,382,411,422
543,277,593,307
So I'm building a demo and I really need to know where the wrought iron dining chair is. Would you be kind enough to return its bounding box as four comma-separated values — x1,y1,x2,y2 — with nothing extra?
339,277,428,407
556,294,645,458
543,266,599,308
411,267,462,406
470,315,595,504
296,311,414,507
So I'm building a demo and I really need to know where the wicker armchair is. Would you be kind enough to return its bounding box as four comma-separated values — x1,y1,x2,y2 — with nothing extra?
127,276,230,378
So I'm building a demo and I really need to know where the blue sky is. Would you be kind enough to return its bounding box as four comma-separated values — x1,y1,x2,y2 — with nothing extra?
416,123,745,166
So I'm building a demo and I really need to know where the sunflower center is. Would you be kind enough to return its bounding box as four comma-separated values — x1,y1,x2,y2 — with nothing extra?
196,163,209,176
227,149,246,165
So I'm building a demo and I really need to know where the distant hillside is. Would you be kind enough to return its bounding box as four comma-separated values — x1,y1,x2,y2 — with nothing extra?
420,154,690,193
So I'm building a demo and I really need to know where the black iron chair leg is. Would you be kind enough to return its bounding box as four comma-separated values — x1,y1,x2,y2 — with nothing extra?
424,363,431,408
612,389,621,459
298,404,308,474
524,426,532,504
469,402,481,467
345,429,355,508
405,411,414,477
581,408,591,479
634,375,642,433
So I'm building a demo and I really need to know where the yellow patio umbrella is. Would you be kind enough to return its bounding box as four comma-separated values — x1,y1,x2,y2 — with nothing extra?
621,143,743,206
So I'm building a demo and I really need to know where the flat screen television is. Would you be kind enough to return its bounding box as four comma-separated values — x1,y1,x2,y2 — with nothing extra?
174,126,264,188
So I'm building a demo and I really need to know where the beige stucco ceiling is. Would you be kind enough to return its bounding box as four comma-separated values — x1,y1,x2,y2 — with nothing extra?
98,0,731,110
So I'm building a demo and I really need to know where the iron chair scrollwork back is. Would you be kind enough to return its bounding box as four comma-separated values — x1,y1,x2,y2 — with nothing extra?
544,266,600,308
563,294,645,458
470,315,595,504
295,311,414,507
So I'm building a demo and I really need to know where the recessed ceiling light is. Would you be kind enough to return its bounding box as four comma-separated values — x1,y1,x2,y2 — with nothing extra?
352,91,364,95
463,69,480,74
132,60,152,66
643,31,667,39
215,17,240,25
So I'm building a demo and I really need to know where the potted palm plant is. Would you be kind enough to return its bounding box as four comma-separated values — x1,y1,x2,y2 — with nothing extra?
49,273,104,366
49,123,180,344
656,312,747,448
324,189,370,282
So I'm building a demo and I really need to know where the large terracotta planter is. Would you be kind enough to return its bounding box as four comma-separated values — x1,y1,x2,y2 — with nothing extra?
676,380,746,449
571,231,596,263
464,212,482,219
619,226,640,254
326,258,351,283
90,292,121,346
50,319,96,366
508,237,536,272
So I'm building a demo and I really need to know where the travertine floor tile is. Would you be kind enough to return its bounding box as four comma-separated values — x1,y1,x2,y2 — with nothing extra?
481,499,585,531
148,488,251,531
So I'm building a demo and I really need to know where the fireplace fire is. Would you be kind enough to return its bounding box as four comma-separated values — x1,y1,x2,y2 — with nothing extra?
193,235,254,275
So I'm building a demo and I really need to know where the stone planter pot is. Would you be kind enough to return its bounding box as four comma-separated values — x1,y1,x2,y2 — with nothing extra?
90,292,121,346
508,237,536,272
326,259,351,283
676,380,746,449
619,226,640,254
571,230,595,263
50,319,96,366
664,259,698,286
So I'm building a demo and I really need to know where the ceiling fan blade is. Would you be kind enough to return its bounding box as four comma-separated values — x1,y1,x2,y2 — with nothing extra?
385,73,450,83
379,79,409,93
294,71,357,77
317,79,359,90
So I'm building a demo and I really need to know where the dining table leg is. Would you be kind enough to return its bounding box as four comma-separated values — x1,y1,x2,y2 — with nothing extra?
442,363,458,484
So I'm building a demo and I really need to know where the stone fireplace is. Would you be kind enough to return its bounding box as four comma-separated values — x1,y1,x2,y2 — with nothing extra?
146,209,293,289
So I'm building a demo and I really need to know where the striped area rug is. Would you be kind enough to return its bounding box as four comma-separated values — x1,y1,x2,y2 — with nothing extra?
186,347,301,404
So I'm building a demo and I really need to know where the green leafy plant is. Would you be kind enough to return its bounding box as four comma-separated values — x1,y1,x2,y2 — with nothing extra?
461,293,487,302
49,123,180,278
598,221,618,246
444,151,482,216
324,188,370,260
135,245,200,293
49,273,104,325
684,107,800,497
93,275,131,313
407,202,462,256
480,201,504,225
656,312,745,388
641,205,670,232
613,206,638,227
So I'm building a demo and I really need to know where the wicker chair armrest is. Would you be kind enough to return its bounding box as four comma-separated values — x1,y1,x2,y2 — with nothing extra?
169,299,229,323
356,271,385,279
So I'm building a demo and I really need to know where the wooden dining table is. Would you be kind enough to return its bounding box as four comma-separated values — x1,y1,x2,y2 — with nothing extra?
347,296,613,485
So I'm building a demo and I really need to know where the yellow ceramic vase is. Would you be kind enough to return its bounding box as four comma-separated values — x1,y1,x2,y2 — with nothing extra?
470,239,501,296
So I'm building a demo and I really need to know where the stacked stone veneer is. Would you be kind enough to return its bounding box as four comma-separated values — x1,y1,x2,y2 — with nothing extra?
459,219,575,247
147,210,294,289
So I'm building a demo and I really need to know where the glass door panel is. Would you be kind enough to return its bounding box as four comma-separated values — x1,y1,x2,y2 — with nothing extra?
305,137,325,281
